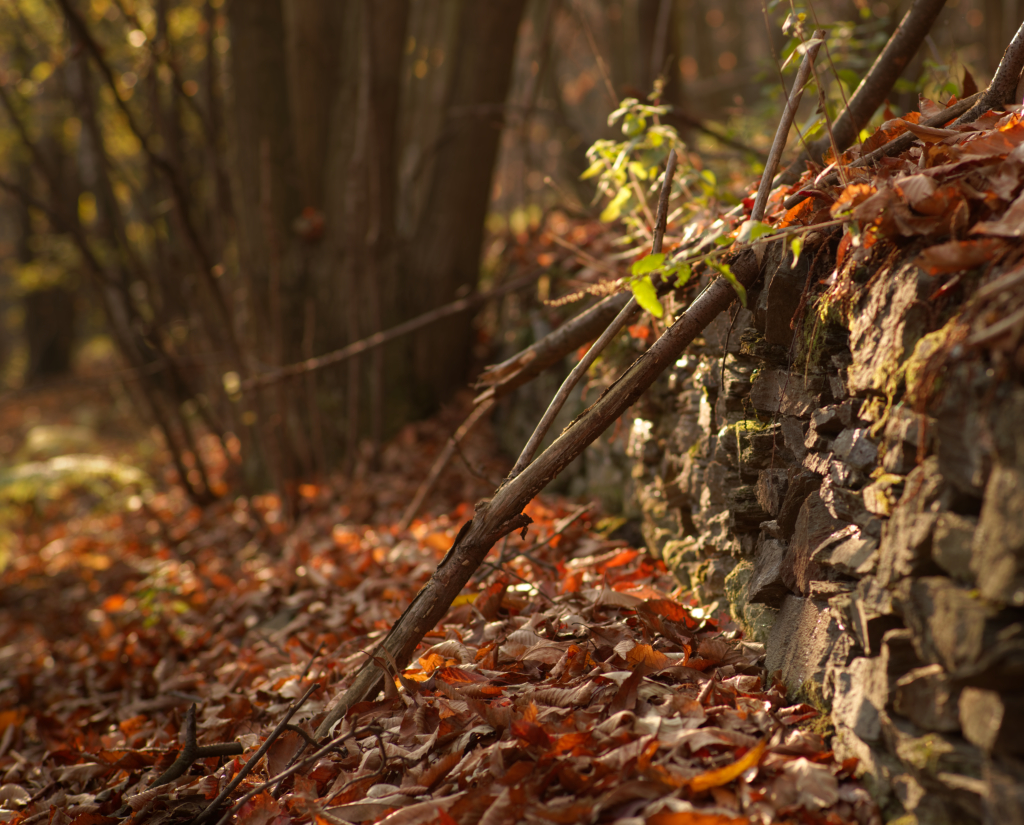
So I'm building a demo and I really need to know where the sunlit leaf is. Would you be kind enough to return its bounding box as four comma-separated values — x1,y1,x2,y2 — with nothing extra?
687,739,767,792
580,159,605,180
630,275,664,318
790,236,804,267
600,188,632,222
631,253,666,276
711,262,747,307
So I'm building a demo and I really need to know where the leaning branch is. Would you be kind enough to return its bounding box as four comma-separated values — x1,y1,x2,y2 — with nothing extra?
954,19,1024,124
776,0,947,185
312,246,762,740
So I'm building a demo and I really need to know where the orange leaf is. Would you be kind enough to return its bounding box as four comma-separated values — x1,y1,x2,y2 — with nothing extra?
777,197,816,228
626,644,670,671
434,666,484,684
598,548,639,571
0,708,25,734
687,739,767,793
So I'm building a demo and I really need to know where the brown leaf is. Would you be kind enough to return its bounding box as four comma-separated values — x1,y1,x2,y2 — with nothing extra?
915,239,1006,274
626,644,671,671
899,118,958,144
648,810,753,824
972,191,1024,237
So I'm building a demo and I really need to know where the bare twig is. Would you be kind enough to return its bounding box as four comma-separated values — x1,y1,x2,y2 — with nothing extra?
572,0,618,106
779,92,981,211
148,705,244,790
193,682,319,825
399,398,497,531
751,30,825,222
216,726,355,825
241,271,540,391
509,148,679,478
953,20,1024,124
775,0,948,185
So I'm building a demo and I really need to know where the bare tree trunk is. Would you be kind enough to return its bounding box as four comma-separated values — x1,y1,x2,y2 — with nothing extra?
405,0,528,416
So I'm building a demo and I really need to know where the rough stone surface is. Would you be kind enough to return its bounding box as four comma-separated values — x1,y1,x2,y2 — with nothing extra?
895,576,995,677
785,492,843,596
626,236,1024,821
750,370,822,417
891,664,960,733
847,262,929,397
765,595,842,706
831,656,887,741
747,535,790,607
959,688,1024,755
972,463,1024,608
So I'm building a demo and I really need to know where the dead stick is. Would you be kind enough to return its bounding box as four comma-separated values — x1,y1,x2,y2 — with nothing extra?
194,682,319,825
399,398,496,531
750,30,825,222
148,705,243,789
216,727,354,825
474,292,632,400
509,148,679,478
775,0,947,185
954,19,1024,125
779,92,981,211
313,246,762,739
241,271,540,391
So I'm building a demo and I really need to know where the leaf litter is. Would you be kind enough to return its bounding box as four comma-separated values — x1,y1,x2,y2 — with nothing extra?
0,387,876,825
19,90,1024,825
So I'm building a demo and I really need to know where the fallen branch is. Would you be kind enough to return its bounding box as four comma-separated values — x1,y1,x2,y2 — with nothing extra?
751,29,826,222
954,19,1024,125
775,0,948,185
312,244,762,739
779,91,982,211
149,705,243,789
474,292,632,402
195,682,319,825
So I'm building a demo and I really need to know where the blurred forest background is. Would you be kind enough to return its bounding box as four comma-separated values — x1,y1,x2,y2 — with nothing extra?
0,0,1015,503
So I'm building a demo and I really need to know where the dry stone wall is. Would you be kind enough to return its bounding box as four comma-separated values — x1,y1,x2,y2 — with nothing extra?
629,233,1024,824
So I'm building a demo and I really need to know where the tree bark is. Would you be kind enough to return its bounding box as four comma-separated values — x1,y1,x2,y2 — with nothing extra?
405,0,528,416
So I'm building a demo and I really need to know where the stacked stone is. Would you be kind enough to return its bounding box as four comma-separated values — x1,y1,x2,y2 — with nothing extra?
631,238,1024,824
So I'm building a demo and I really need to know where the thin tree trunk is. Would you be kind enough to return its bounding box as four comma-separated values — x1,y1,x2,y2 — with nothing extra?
406,0,528,415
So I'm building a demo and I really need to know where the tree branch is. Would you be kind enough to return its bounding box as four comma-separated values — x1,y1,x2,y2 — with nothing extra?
313,247,762,739
776,0,947,185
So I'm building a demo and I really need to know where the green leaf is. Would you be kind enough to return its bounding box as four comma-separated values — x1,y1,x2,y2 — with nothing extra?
714,234,734,247
671,262,692,288
737,220,774,243
712,261,747,307
631,253,666,276
600,188,632,222
628,161,649,181
631,275,664,318
790,236,804,267
580,159,605,180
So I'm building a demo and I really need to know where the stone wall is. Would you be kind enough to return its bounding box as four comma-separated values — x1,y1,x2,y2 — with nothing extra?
630,233,1024,824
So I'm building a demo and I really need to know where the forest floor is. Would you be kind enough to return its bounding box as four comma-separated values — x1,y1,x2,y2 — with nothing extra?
0,377,879,825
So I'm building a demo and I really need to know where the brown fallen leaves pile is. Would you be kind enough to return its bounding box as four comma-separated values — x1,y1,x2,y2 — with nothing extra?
0,392,875,825
5,93,1024,825
775,96,1024,306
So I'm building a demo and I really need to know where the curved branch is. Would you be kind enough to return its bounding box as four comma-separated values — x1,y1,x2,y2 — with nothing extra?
776,0,947,184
